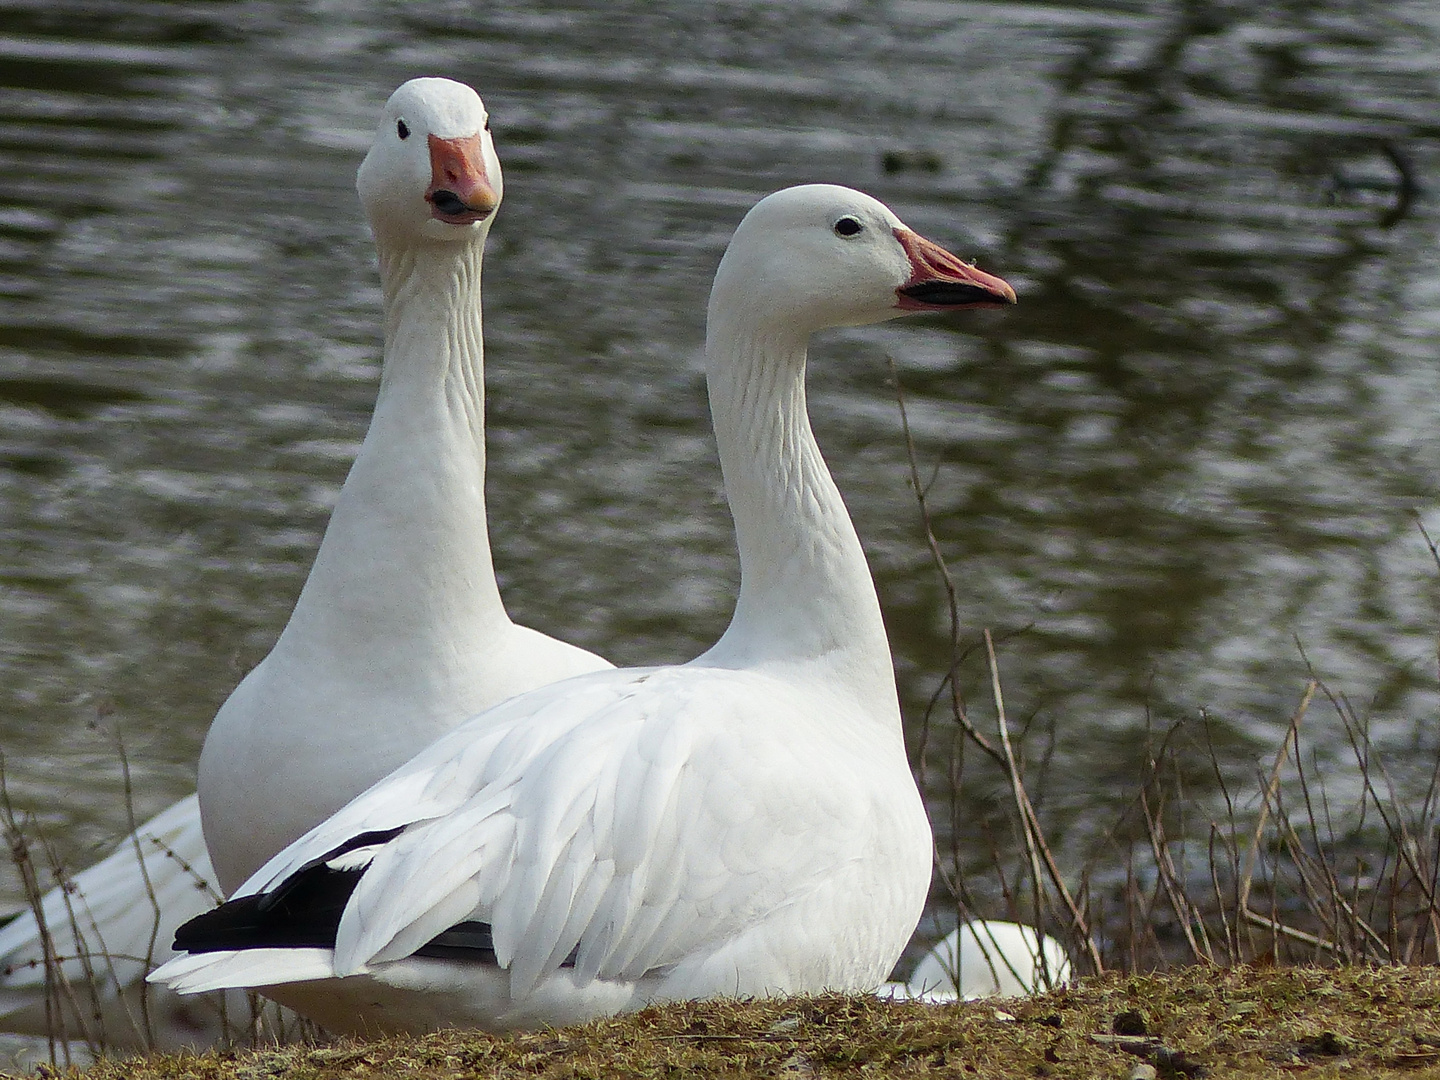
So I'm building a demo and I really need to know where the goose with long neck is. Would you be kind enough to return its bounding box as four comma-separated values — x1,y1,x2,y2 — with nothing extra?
0,78,608,1050
152,184,1016,1036
199,77,611,896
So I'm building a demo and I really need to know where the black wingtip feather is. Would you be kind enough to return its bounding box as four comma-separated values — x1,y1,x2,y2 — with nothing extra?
412,920,499,963
175,865,365,953
171,826,576,968
174,826,407,954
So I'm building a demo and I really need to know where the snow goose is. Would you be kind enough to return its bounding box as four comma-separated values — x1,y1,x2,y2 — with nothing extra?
198,76,611,896
0,77,608,1048
151,183,1016,1035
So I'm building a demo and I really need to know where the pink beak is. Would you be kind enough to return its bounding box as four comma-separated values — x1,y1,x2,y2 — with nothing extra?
426,134,498,225
894,228,1016,310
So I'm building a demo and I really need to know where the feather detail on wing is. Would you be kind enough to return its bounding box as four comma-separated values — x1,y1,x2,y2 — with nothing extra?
174,665,894,1002
233,673,662,901
154,947,339,994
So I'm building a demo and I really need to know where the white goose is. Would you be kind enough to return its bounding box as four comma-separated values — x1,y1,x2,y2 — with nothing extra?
151,184,1017,1035
198,77,611,896
0,77,608,1048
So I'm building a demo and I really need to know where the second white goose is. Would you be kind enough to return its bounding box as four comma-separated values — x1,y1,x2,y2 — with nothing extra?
197,76,613,896
0,77,609,1047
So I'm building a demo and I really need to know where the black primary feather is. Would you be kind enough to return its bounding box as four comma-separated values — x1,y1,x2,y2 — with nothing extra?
170,826,576,967
412,921,498,963
174,827,405,954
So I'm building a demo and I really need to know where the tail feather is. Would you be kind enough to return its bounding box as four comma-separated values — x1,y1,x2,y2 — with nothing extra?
151,948,340,994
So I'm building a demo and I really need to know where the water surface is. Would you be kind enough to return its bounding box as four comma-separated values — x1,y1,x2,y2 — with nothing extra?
2,0,1439,945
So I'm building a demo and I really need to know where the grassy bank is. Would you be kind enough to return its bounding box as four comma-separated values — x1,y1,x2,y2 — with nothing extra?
41,965,1440,1080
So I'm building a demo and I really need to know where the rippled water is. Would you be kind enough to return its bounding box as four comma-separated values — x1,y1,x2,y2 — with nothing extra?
2,0,1439,937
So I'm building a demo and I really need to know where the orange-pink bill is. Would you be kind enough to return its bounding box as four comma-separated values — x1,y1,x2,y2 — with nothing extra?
894,228,1016,310
426,134,498,225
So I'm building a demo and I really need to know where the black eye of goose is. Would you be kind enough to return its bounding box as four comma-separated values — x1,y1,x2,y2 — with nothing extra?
396,119,410,140
834,216,863,237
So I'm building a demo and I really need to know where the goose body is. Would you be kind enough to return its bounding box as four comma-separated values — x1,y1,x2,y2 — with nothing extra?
152,184,1016,1035
883,921,1072,1002
0,795,222,1049
0,78,607,1047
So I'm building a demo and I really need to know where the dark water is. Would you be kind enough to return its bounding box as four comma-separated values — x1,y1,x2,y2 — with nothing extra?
2,0,1439,937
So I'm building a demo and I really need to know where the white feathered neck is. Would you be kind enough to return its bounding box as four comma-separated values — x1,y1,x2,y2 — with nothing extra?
280,236,506,659
276,234,508,673
700,283,895,706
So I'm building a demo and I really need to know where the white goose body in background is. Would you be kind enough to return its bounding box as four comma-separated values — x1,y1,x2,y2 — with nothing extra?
0,796,216,1053
152,184,1017,1035
882,921,1072,1002
0,78,608,1049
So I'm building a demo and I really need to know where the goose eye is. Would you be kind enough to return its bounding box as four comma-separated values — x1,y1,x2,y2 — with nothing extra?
833,216,863,237
483,116,491,132
396,119,410,140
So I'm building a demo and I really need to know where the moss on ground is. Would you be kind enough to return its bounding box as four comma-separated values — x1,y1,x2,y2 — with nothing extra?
29,965,1440,1080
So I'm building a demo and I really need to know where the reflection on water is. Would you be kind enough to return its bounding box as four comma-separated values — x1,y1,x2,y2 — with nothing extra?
1,1,1439,934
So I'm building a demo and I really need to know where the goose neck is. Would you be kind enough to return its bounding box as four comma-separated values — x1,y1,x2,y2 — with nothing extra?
376,241,486,420
277,234,508,670
702,313,893,689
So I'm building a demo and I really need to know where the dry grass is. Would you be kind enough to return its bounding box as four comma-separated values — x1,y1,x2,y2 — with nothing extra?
891,361,1440,976
32,966,1440,1080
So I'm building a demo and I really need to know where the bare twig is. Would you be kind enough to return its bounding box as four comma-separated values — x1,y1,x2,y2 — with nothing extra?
983,631,1103,974
0,756,62,1064
1238,681,1315,914
891,360,1003,768
109,721,160,1050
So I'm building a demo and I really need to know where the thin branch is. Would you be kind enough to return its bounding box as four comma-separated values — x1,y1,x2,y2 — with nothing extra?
984,630,1103,973
891,359,1002,766
1238,680,1315,914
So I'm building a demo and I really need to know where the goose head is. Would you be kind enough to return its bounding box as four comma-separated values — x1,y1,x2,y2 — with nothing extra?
357,77,503,245
710,184,1015,338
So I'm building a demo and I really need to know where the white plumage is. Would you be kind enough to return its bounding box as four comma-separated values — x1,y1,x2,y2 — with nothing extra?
0,77,607,1049
0,796,230,1049
883,922,1072,1002
152,183,1016,1035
